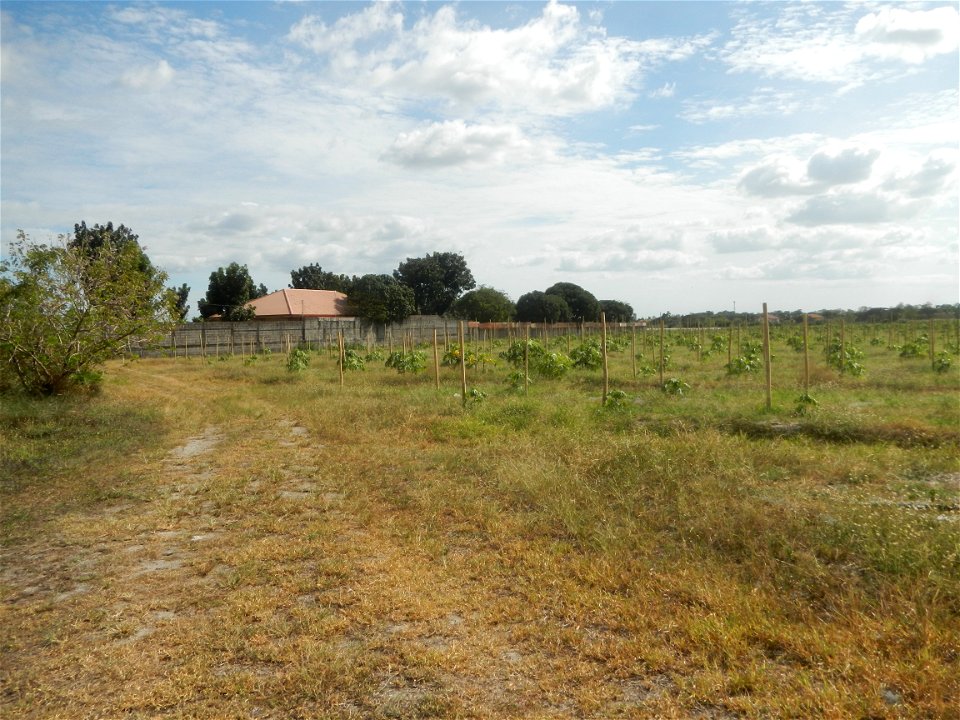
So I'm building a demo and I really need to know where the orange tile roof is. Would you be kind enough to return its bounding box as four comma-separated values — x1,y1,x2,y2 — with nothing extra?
247,289,352,318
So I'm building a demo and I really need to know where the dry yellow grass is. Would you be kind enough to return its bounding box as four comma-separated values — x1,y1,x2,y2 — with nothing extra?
2,351,958,719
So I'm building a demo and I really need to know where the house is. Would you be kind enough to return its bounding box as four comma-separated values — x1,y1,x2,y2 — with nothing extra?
246,288,353,320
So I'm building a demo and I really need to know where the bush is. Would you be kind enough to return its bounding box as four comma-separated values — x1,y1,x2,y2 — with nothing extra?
570,339,602,370
385,350,426,374
499,339,546,368
287,348,310,373
0,232,174,396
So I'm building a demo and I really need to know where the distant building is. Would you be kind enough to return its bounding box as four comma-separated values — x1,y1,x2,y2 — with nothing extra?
246,288,353,320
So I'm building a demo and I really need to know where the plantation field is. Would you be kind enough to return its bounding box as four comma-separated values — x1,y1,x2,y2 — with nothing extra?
2,325,958,719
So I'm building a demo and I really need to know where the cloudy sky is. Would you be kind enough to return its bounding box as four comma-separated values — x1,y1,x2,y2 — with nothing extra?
2,1,957,317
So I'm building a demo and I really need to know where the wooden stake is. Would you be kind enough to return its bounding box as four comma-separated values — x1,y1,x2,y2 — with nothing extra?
601,312,609,406
338,331,345,387
433,329,440,391
631,324,637,379
762,303,772,409
839,318,846,376
524,325,530,396
658,318,665,388
459,321,467,408
802,312,810,394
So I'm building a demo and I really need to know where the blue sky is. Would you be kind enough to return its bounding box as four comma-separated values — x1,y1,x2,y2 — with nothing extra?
2,1,957,317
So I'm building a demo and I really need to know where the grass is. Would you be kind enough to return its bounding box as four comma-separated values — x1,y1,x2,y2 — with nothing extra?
1,324,958,718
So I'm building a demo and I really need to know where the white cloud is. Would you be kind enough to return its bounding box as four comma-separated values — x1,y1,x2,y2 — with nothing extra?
680,87,803,124
382,120,542,168
786,190,918,226
722,4,960,88
708,227,775,254
288,1,709,116
882,150,958,198
120,60,175,90
738,158,819,197
806,146,879,184
855,6,960,63
649,81,675,98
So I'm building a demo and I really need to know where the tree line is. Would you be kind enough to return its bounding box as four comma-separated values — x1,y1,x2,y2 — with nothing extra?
200,253,636,325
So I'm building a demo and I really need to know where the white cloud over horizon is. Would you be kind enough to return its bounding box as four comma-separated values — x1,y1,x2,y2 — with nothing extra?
1,1,957,316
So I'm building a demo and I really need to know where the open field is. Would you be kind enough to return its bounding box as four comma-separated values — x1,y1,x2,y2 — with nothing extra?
2,326,958,719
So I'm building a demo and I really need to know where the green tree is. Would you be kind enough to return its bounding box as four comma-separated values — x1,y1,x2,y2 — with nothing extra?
68,221,152,273
599,299,634,322
393,251,475,316
449,287,515,322
348,274,416,324
515,291,571,323
544,282,600,322
290,263,353,293
169,283,191,322
0,231,175,396
198,263,265,321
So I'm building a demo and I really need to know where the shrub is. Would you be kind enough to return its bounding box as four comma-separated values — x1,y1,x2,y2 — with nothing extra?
663,377,690,396
534,352,573,379
499,339,545,367
385,350,426,374
287,348,310,373
342,349,366,371
570,339,602,370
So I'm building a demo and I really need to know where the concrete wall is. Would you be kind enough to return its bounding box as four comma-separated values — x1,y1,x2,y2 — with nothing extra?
137,316,467,357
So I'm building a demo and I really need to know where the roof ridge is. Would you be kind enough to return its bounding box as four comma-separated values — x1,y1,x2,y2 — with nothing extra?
283,288,293,315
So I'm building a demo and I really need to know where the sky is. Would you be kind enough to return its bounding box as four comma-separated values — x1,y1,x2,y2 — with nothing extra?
1,1,958,318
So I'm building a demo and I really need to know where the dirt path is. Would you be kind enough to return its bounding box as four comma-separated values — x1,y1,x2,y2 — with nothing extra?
0,369,725,719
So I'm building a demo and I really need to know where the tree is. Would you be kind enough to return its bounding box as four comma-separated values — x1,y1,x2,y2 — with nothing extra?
169,283,191,322
197,263,265,321
347,274,416,324
0,231,175,396
449,287,515,322
393,252,475,316
69,221,154,278
290,263,353,293
515,291,571,323
599,300,634,323
544,282,600,322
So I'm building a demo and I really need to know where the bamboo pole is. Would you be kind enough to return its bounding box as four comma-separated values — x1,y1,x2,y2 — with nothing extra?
601,312,609,406
803,312,810,394
631,324,637,379
840,318,846,376
433,329,440,391
762,303,772,409
459,321,467,408
658,318,665,388
524,325,530,396
338,331,345,387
